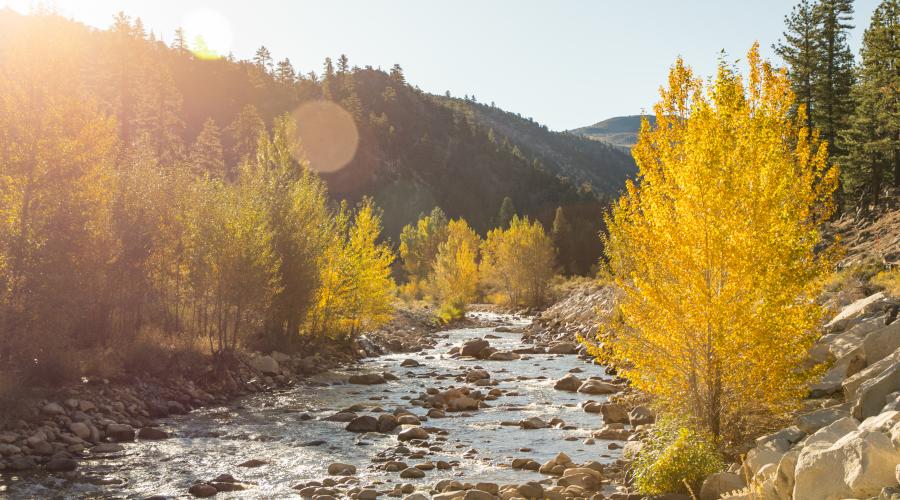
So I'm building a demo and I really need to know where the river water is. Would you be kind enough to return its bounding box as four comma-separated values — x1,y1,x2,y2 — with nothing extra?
7,313,622,499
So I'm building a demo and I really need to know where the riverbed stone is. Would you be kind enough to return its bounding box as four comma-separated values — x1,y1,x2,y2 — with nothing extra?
554,374,583,392
249,355,280,375
45,457,77,472
577,379,620,395
137,427,169,440
188,483,218,497
460,339,490,357
520,416,548,429
69,422,91,440
400,466,425,478
42,402,66,416
349,373,387,385
327,462,357,476
398,427,429,441
106,423,135,442
599,403,629,424
347,415,379,433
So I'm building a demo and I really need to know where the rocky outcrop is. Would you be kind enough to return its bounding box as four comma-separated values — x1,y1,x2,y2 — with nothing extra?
523,282,617,345
723,292,900,499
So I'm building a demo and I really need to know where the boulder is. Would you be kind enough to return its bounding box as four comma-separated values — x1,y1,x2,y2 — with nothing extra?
399,467,425,479
852,362,900,420
745,447,785,477
249,355,280,375
519,416,548,429
795,405,850,434
548,342,577,354
400,359,421,368
826,292,886,330
700,472,745,500
844,347,900,400
137,427,169,440
489,351,519,361
349,373,387,385
445,395,478,412
460,339,490,357
599,403,629,424
554,374,583,392
106,423,135,442
188,483,218,497
42,402,66,416
346,416,379,433
577,379,620,395
629,405,655,426
398,426,429,441
465,369,490,382
45,458,77,472
773,449,801,499
69,422,91,440
793,429,900,500
377,414,399,433
327,462,356,476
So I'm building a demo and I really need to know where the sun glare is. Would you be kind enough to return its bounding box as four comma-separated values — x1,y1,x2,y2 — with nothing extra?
291,100,359,173
182,7,232,60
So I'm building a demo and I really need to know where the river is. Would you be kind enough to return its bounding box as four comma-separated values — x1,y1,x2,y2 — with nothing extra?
6,313,623,499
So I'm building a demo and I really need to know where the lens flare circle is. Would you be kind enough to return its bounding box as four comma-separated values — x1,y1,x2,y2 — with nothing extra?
291,100,359,173
182,8,232,60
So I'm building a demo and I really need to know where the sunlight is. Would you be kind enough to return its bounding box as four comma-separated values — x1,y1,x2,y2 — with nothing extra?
291,100,359,173
182,7,232,60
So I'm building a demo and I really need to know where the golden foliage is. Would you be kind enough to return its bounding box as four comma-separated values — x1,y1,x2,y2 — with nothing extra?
592,44,839,440
430,218,481,319
480,215,556,308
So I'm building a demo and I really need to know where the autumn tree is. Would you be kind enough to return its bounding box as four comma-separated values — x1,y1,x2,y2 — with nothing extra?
480,216,555,307
398,207,449,296
430,219,481,321
497,196,516,228
590,45,838,441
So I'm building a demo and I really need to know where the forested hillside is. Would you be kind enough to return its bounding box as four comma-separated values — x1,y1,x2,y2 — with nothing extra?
0,9,629,237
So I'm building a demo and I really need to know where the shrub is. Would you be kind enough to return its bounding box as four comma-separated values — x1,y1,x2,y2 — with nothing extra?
632,420,725,496
872,269,900,297
436,299,465,324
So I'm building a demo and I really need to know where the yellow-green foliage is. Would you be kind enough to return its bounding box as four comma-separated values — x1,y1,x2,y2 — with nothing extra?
480,216,556,308
399,207,449,295
873,269,900,297
592,45,838,440
633,420,725,495
430,219,481,317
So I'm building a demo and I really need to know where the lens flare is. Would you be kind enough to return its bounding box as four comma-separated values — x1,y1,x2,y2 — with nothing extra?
291,100,359,173
182,8,232,60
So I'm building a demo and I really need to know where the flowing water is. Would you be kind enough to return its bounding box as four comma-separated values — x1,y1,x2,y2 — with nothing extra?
5,313,623,499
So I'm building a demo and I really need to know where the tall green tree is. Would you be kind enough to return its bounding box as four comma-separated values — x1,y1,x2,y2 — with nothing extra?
840,0,900,208
551,206,575,275
497,196,516,228
190,118,225,178
775,0,821,130
814,0,856,156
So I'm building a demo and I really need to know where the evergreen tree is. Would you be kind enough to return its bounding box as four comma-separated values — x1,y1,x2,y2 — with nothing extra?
173,27,188,53
190,118,225,177
225,104,266,177
254,45,273,73
551,206,575,275
498,196,516,228
840,0,900,208
775,0,821,130
814,0,856,155
276,58,296,84
390,64,405,85
337,54,350,74
133,65,184,166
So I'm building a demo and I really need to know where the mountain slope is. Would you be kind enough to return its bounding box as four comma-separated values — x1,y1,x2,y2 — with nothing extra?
435,97,636,194
0,10,626,236
569,115,656,150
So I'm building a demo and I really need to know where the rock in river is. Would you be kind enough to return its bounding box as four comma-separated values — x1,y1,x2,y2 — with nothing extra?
346,415,379,433
327,462,357,476
398,427,429,441
349,373,387,385
554,373,583,392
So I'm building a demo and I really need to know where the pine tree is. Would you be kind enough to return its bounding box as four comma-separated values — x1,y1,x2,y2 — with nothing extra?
190,118,225,177
840,0,900,207
225,104,266,177
775,0,821,130
390,64,406,85
497,196,516,228
551,206,575,275
337,54,350,75
276,58,296,84
254,46,273,73
173,27,188,53
814,0,856,156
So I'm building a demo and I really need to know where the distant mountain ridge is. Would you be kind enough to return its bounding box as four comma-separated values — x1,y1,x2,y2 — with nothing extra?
569,115,656,150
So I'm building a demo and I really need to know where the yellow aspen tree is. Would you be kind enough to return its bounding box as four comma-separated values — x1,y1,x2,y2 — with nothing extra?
480,216,556,307
430,218,481,320
590,44,838,441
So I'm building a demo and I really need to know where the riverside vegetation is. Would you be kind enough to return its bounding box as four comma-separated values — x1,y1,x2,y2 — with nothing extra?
1,1,900,499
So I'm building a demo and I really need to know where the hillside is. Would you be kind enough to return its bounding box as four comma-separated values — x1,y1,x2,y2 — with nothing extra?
569,114,656,150
0,9,629,237
435,97,636,193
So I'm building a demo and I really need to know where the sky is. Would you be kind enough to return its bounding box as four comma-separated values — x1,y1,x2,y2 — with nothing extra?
0,0,881,131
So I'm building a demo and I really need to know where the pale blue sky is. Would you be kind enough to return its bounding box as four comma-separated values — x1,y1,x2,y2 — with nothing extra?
2,0,881,130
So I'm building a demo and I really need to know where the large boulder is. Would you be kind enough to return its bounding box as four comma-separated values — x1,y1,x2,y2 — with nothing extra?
795,405,850,434
852,362,900,420
629,405,655,426
826,292,886,331
548,342,577,355
700,472,746,500
460,339,490,357
346,415,379,433
553,374,583,392
398,426,429,441
793,428,900,500
445,395,478,412
599,403,629,424
106,423,135,442
844,347,900,401
249,355,280,375
327,462,356,476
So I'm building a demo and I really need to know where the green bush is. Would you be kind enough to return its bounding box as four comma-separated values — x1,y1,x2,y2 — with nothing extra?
436,299,466,324
632,420,725,496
